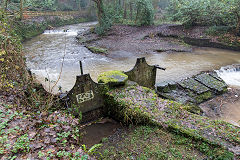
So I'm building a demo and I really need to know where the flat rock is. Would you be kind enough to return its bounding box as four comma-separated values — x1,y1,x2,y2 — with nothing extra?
157,88,197,104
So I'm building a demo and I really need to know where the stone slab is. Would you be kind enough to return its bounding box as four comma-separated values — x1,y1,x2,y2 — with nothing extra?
156,81,177,93
194,73,227,93
208,71,224,82
178,78,210,94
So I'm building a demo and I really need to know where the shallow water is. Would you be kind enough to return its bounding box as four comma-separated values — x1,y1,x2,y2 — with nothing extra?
220,100,240,127
216,66,240,126
23,22,240,126
81,120,122,147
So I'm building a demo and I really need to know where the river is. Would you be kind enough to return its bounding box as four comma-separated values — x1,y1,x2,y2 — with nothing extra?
23,22,240,126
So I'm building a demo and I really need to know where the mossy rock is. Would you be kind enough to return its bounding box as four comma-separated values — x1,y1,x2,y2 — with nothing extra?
182,104,203,115
86,46,108,54
156,82,170,93
98,70,128,87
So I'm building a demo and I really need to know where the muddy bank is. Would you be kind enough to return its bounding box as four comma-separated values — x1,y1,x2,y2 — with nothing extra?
78,24,240,54
200,87,240,127
77,25,193,55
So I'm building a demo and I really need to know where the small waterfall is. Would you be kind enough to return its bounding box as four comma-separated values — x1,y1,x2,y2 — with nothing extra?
216,64,240,87
43,29,78,36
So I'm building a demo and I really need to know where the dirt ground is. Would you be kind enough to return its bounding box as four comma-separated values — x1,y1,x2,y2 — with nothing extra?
81,24,230,55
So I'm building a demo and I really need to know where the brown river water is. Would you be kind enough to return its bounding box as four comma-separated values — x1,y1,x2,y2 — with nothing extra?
23,22,240,127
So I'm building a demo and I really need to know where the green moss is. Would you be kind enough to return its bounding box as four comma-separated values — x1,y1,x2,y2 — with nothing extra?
195,91,212,103
182,104,203,115
194,74,227,93
98,70,128,86
105,85,240,158
86,46,108,54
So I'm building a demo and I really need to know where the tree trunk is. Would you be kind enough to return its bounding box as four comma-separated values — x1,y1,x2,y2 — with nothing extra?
5,0,8,11
123,0,127,19
135,5,139,24
20,0,23,20
130,2,132,21
93,0,104,26
236,15,240,35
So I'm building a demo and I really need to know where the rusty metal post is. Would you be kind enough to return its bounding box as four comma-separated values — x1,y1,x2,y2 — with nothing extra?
79,61,83,75
154,65,166,71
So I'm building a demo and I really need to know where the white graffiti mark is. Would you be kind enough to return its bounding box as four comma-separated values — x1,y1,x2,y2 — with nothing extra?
76,90,94,104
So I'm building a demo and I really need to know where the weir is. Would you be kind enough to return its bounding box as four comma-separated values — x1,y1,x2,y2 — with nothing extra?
64,56,228,118
63,57,165,121
40,57,239,155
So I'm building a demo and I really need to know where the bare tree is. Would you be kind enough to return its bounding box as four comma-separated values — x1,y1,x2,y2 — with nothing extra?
92,0,104,26
20,0,23,20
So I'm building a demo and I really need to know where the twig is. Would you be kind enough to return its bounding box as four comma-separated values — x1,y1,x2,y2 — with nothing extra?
50,29,67,93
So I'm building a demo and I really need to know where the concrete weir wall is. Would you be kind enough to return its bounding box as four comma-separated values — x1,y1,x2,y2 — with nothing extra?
125,58,157,89
67,74,105,116
64,57,227,120
65,57,161,116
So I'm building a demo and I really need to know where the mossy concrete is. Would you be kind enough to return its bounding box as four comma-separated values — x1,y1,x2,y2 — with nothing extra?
67,74,105,115
194,73,227,94
97,71,128,87
125,57,157,89
105,85,240,157
156,72,227,105
178,78,210,94
156,81,177,93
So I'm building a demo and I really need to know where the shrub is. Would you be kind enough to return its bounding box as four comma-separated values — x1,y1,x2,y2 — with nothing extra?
135,0,154,26
167,0,240,34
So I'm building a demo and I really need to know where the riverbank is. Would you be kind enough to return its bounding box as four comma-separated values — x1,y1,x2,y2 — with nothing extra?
0,11,95,159
78,24,240,55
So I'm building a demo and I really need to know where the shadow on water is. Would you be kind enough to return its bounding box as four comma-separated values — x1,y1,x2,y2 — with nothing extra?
80,118,124,147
